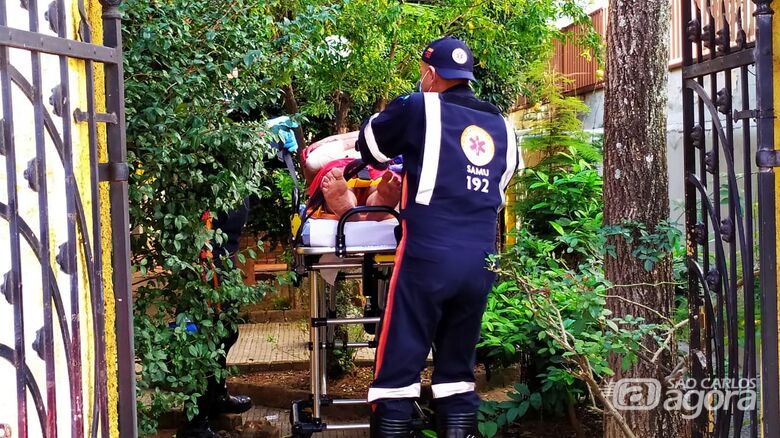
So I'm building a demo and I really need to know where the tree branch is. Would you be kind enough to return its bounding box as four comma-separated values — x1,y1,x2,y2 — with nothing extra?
604,294,672,324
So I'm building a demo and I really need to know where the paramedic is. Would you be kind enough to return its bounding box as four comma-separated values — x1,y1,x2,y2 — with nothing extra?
355,36,520,437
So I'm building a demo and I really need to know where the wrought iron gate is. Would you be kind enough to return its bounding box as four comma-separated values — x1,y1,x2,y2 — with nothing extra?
0,0,135,437
682,0,776,437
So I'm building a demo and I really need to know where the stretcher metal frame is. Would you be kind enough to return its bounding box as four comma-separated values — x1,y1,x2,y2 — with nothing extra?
290,206,399,437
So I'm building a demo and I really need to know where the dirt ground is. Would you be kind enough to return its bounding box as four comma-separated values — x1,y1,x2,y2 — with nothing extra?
227,366,603,437
230,366,434,398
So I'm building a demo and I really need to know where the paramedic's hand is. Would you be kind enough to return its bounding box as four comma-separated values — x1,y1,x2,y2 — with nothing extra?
266,116,299,153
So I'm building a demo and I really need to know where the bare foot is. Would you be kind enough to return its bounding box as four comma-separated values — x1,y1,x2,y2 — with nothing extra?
366,171,401,220
321,167,357,218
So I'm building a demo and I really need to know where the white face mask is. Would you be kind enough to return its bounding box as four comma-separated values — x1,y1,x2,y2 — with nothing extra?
418,68,432,93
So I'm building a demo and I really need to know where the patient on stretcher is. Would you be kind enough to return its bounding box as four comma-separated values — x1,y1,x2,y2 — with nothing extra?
303,132,401,220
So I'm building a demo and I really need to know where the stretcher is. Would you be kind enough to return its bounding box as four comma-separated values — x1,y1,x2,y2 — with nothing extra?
285,158,431,437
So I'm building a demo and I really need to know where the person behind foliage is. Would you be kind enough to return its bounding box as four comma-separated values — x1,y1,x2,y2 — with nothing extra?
176,116,299,438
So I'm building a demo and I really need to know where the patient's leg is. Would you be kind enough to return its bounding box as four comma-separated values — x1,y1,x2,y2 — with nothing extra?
321,167,357,217
366,171,402,220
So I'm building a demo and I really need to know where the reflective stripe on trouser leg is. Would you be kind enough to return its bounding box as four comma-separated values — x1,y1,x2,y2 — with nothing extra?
368,382,422,402
431,382,476,399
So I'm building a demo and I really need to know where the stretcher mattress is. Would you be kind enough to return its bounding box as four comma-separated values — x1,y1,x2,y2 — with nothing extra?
302,217,399,248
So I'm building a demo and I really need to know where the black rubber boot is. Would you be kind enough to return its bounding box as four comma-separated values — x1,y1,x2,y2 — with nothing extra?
212,393,252,414
436,412,479,438
372,415,412,437
176,417,221,438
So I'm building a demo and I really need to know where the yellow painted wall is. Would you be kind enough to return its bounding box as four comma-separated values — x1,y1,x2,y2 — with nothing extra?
0,1,118,436
78,1,120,436
503,111,530,247
68,0,119,434
775,19,780,266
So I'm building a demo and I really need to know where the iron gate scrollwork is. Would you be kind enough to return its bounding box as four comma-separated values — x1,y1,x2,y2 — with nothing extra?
0,0,135,437
682,0,776,437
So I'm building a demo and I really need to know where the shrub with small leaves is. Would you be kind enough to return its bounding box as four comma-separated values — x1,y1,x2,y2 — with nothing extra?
122,0,282,433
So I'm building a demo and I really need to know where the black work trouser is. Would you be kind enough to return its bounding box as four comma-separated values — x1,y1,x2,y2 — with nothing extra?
191,202,249,421
192,318,240,420
368,240,497,420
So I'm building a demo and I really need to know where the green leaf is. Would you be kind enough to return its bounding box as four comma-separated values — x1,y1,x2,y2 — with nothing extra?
506,407,520,423
482,422,498,438
529,393,542,410
515,383,530,397
517,401,530,417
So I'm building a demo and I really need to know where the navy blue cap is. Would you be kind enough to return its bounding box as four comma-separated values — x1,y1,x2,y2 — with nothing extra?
421,36,476,82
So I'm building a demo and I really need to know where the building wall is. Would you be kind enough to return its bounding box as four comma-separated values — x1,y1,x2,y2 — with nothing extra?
553,2,757,94
575,66,758,223
0,1,118,436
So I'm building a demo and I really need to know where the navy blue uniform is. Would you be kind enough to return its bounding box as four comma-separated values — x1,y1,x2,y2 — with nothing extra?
356,84,519,419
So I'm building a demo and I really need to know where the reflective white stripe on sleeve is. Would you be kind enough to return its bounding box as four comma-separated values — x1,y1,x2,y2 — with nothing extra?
431,381,476,399
364,113,391,163
415,93,443,205
367,382,422,402
499,117,519,208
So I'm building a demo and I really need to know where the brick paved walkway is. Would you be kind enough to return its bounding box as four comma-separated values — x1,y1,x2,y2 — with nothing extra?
227,323,376,370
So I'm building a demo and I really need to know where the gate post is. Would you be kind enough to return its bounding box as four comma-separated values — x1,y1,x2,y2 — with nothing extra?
754,1,779,436
773,9,780,438
97,0,137,436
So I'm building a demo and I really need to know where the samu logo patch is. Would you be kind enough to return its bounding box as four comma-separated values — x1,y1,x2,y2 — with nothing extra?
460,125,495,167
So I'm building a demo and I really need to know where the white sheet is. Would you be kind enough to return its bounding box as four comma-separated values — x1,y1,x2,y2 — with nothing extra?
302,218,399,248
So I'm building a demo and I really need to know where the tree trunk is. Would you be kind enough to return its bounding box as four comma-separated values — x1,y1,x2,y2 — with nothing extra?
373,96,387,113
603,1,689,437
334,91,352,134
283,83,305,148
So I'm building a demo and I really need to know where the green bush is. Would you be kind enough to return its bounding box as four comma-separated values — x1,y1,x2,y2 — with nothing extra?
478,82,683,435
122,0,281,433
479,215,682,437
479,158,605,434
518,158,604,259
